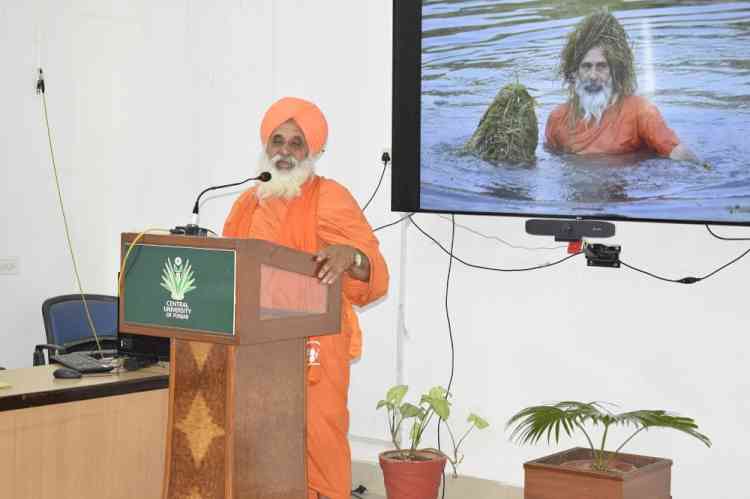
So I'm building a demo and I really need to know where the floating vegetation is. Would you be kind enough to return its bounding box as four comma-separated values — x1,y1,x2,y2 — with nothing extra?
464,82,538,164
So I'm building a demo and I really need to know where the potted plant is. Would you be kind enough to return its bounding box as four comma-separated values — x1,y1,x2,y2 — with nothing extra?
376,385,489,499
506,401,711,499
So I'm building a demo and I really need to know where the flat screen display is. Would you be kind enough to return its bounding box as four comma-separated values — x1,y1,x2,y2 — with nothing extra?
392,0,750,225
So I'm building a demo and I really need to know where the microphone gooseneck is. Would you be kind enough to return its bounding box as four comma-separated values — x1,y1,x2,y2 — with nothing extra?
192,171,272,215
172,172,272,236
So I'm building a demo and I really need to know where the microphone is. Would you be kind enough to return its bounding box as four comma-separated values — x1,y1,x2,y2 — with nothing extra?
172,171,272,236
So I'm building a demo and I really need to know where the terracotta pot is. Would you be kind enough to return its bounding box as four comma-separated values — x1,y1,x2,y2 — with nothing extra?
523,447,673,499
379,449,447,499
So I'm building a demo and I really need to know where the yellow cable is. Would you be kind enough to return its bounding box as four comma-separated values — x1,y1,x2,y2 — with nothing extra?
42,90,104,354
117,228,172,294
43,88,172,356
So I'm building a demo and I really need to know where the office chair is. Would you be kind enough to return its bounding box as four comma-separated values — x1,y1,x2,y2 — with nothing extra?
33,294,119,366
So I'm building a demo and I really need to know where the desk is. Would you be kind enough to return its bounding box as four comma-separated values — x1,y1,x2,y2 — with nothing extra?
0,364,168,499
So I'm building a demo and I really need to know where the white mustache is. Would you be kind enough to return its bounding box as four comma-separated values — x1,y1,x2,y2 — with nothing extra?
272,154,298,168
583,82,603,92
575,77,613,125
256,152,315,200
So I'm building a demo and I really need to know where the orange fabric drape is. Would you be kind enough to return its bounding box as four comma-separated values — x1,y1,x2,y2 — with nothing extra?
545,95,679,156
223,175,389,499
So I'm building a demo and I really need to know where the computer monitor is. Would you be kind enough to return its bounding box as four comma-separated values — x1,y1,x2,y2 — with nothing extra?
118,333,170,362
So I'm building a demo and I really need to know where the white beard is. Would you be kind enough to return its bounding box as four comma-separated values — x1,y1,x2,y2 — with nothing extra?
255,152,316,200
575,77,614,126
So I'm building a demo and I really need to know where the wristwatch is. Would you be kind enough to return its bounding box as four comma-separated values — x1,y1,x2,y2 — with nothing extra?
353,249,363,268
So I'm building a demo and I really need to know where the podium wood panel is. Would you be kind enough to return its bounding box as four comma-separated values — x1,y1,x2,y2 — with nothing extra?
163,338,307,499
165,340,229,499
233,338,306,498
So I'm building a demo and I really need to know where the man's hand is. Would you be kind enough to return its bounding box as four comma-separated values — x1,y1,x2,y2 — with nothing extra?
314,245,370,285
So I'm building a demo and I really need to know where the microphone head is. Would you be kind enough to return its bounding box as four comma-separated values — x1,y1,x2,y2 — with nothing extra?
258,171,272,182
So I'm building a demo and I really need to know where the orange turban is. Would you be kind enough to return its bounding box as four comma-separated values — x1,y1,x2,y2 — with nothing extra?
260,97,328,155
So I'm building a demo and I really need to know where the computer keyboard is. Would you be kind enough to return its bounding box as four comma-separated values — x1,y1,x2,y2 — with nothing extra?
51,351,115,374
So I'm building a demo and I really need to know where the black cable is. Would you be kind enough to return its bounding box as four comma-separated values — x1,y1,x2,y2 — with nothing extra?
445,214,456,394
437,214,456,499
409,215,582,272
350,484,367,498
374,213,413,232
362,152,390,212
705,224,750,241
404,212,746,280
620,246,750,284
699,248,750,280
618,261,688,284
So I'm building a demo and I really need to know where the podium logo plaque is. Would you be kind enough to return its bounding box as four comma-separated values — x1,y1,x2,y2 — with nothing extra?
123,244,236,336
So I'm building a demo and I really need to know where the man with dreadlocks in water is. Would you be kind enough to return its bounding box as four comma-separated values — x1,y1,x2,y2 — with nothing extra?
545,10,699,163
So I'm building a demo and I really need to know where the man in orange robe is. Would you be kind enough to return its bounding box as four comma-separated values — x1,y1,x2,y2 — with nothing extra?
545,11,699,163
223,96,389,499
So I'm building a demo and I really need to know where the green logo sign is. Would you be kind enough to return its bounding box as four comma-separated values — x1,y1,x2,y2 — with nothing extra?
160,256,197,301
123,244,236,335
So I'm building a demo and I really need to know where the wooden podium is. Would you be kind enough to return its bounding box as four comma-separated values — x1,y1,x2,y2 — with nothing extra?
118,233,341,499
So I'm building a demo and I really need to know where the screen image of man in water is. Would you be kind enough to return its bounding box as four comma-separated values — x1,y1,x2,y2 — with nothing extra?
545,10,701,164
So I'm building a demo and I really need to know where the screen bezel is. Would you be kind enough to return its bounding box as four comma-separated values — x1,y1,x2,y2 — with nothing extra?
392,0,422,213
391,0,749,227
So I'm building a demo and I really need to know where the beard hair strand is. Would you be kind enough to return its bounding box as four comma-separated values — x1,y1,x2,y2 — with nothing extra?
574,77,614,126
255,152,316,200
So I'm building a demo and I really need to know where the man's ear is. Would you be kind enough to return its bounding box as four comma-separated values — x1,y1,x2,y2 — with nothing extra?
308,150,323,164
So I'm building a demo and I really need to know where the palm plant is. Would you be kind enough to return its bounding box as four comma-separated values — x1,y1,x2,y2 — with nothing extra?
506,401,711,472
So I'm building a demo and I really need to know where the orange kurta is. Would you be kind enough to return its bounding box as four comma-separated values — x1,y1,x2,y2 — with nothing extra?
545,95,679,156
223,175,389,499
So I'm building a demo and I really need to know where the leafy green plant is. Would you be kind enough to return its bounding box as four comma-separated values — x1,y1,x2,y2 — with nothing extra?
444,411,490,477
506,401,711,472
377,385,489,477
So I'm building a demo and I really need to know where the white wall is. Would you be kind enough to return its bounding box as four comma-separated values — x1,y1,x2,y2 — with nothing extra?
1,0,273,363
395,215,748,499
1,3,747,499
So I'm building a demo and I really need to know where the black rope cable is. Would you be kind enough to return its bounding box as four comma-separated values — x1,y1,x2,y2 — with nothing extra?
409,215,582,272
362,153,390,212
438,214,456,499
705,224,750,241
620,246,750,284
374,213,413,232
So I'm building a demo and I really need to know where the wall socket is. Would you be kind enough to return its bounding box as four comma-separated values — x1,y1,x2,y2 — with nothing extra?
0,257,19,275
380,147,392,166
